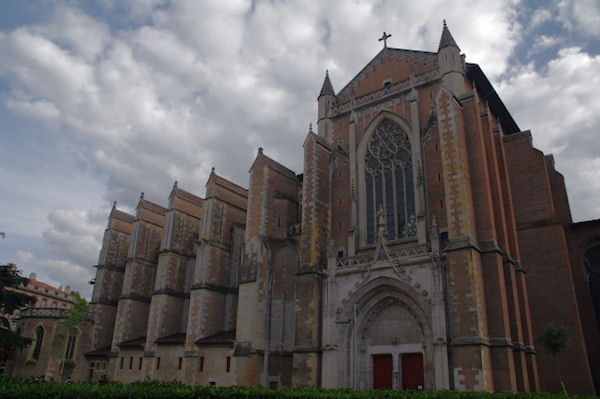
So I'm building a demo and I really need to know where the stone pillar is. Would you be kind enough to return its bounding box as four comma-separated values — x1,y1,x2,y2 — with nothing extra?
90,207,134,352
293,131,330,386
436,87,492,391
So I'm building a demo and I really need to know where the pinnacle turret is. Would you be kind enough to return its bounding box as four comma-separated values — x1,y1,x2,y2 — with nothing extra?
438,20,460,52
319,70,335,98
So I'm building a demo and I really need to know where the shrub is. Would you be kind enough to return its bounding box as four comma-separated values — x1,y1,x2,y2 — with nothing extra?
0,375,597,399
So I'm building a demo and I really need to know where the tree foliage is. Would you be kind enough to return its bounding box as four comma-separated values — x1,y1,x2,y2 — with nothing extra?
538,322,570,355
0,265,35,355
54,291,89,376
56,292,89,339
538,322,570,394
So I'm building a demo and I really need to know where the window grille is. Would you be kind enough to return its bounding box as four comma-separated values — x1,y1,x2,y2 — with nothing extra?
365,119,416,243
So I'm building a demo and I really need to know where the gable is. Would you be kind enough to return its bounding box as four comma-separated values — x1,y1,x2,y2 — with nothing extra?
336,48,438,103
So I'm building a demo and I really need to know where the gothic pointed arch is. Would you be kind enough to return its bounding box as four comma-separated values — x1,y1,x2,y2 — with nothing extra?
337,276,434,389
357,112,418,246
65,327,80,360
584,244,600,335
32,325,44,360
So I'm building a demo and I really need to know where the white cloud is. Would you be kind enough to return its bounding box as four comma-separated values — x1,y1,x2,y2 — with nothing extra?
498,47,600,221
15,250,94,298
529,8,552,29
529,35,562,55
0,0,596,295
558,0,600,38
43,208,106,268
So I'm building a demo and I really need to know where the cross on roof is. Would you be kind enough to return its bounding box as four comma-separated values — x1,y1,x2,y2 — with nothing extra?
379,31,391,48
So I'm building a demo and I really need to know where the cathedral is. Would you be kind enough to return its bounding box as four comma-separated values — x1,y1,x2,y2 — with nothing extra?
80,23,600,394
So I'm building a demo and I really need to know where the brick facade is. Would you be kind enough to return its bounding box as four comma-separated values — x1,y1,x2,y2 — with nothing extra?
21,22,598,394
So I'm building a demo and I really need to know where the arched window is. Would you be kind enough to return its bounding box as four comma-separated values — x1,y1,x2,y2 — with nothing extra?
584,246,600,335
33,326,44,360
364,119,416,244
65,330,78,360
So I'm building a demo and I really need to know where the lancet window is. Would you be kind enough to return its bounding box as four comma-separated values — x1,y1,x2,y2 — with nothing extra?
584,246,600,335
365,119,416,244
32,326,44,360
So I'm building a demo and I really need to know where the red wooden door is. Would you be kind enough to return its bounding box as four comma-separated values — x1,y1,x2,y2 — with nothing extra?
372,354,393,389
402,352,424,390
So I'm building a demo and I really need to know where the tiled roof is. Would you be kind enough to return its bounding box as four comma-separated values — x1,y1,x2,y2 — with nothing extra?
155,333,186,345
118,336,146,348
84,345,111,357
258,149,298,179
170,183,204,207
195,329,235,346
30,279,58,291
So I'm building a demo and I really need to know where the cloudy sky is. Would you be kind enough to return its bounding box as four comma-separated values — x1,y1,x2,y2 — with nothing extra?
1,0,599,298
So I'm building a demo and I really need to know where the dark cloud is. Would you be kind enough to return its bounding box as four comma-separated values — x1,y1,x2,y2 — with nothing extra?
0,0,598,297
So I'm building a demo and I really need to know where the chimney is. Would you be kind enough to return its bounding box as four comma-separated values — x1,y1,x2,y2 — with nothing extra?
29,273,36,281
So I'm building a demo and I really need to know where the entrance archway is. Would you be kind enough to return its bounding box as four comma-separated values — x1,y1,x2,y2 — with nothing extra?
339,276,434,390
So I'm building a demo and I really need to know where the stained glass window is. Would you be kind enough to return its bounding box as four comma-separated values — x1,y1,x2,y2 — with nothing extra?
365,119,415,243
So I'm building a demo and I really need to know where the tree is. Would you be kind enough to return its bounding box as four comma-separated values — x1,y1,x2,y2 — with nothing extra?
53,291,89,377
538,322,570,395
0,265,35,360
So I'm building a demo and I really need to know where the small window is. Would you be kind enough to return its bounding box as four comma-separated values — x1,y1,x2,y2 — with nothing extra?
383,79,392,93
337,250,344,258
64,332,77,359
90,362,95,369
209,381,216,386
41,299,47,307
178,357,182,370
32,326,44,360
51,302,57,308
129,356,133,370
226,356,231,372
199,356,204,372
156,357,161,370
138,357,143,370
120,357,124,369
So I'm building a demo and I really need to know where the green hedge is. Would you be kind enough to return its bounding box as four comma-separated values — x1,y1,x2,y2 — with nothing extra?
0,376,595,399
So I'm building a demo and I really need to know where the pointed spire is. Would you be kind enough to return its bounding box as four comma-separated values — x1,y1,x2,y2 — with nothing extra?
309,123,313,134
438,19,460,51
140,192,144,201
319,70,335,98
173,180,178,189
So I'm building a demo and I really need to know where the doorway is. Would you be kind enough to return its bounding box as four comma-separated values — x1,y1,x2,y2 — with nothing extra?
372,354,393,389
401,352,424,390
